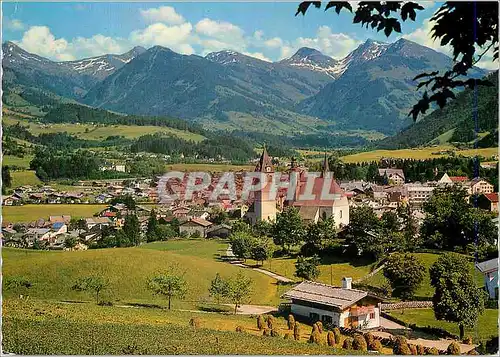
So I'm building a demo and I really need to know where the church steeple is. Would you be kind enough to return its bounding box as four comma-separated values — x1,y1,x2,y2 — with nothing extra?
321,152,330,177
255,144,274,173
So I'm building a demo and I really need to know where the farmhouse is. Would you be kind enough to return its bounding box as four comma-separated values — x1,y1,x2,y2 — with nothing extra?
378,168,405,185
476,258,498,299
179,217,213,238
282,278,383,329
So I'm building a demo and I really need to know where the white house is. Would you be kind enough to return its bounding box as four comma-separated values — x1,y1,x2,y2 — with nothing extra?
476,258,498,299
282,278,383,329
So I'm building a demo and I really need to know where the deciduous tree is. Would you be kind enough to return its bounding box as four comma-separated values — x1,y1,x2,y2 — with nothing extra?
429,253,486,339
148,271,187,310
383,253,425,301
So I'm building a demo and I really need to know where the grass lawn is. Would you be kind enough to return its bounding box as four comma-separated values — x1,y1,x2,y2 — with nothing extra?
2,204,106,223
3,155,34,169
165,163,254,172
141,239,228,260
386,308,498,343
2,246,280,307
341,145,498,163
3,299,353,355
10,170,42,187
247,255,375,286
362,253,486,299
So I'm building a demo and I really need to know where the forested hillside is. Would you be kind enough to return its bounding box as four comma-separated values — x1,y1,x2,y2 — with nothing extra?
378,72,498,149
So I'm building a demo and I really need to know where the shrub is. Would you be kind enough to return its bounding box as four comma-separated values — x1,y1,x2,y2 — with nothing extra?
266,315,274,329
271,328,280,338
353,334,368,351
364,332,375,347
189,317,201,329
417,344,425,355
463,336,473,345
370,340,383,353
342,337,353,349
235,326,243,333
263,328,271,337
287,314,295,330
316,321,323,334
427,347,439,355
257,315,265,330
409,344,418,355
447,342,461,355
293,322,301,341
284,333,291,340
309,331,321,344
327,331,335,346
333,327,341,344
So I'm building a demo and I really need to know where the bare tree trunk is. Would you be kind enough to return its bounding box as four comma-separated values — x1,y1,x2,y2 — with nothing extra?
459,323,465,340
168,296,171,310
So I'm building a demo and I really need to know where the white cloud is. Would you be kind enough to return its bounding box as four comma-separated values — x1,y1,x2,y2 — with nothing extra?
71,34,127,58
16,26,74,60
264,37,283,49
403,18,450,55
195,18,245,42
273,26,360,60
5,18,25,31
253,30,264,41
243,51,271,62
130,22,195,55
140,6,185,25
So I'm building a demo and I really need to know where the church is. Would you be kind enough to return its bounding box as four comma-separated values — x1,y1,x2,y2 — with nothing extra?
245,147,350,227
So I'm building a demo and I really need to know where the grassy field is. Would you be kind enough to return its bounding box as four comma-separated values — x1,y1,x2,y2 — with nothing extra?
246,255,375,286
3,299,353,355
362,253,485,299
2,204,106,223
2,244,280,307
141,239,229,260
10,170,42,187
341,146,498,163
3,115,205,142
3,155,34,169
165,163,254,172
386,308,497,343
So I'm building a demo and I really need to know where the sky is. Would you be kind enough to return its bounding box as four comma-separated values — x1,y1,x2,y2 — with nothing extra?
2,1,497,69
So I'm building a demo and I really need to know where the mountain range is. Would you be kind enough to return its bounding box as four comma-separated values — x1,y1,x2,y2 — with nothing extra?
2,39,488,136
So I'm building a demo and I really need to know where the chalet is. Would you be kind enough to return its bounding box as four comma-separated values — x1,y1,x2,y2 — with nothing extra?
85,217,112,230
282,279,383,329
179,218,213,238
2,195,21,206
378,168,405,185
476,258,498,299
476,193,499,212
206,224,232,239
468,178,494,195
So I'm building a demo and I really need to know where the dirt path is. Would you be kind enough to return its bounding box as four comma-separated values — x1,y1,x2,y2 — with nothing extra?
223,304,277,315
227,245,294,283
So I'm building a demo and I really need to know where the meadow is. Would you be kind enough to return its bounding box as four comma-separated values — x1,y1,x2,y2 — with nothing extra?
2,204,107,223
3,115,205,142
3,299,353,355
361,253,486,299
10,170,42,187
386,308,498,343
2,242,280,307
3,155,34,169
340,146,498,164
247,255,375,286
165,163,254,172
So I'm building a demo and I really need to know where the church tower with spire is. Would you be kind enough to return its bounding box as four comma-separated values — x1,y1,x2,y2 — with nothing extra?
253,145,277,223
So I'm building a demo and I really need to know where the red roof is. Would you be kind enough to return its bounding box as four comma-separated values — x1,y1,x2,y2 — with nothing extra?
450,176,468,182
484,193,499,203
292,174,345,207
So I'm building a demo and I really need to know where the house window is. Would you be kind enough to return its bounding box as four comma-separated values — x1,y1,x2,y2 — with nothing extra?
322,315,333,324
309,313,319,322
339,210,343,219
369,312,375,319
